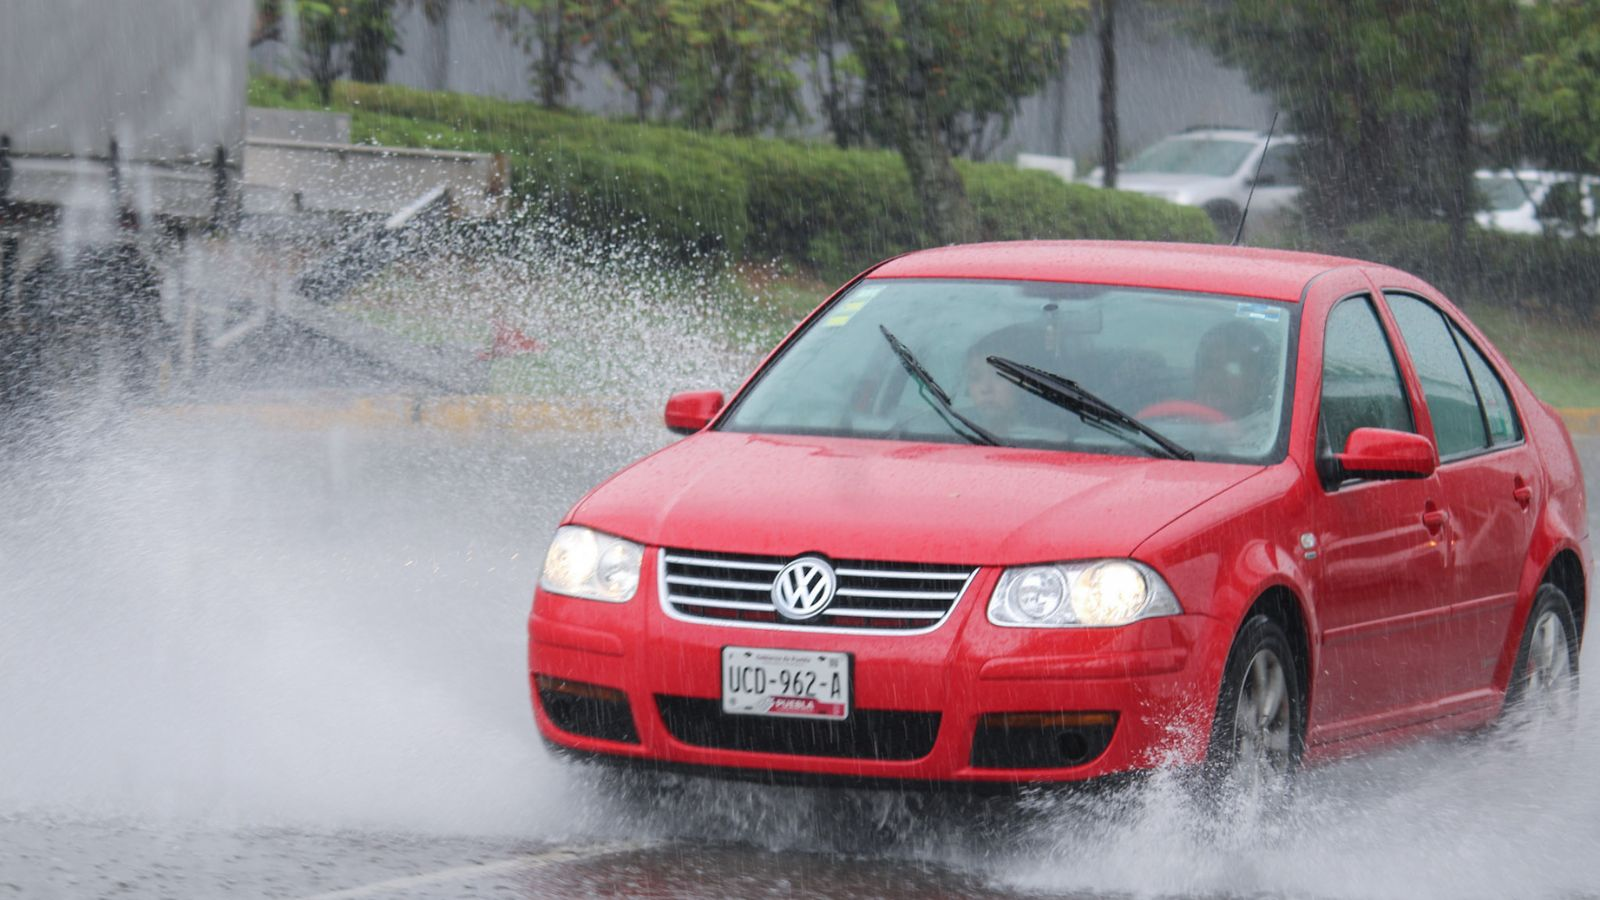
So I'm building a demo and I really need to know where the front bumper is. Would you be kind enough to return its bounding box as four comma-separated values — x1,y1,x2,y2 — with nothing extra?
529,550,1230,784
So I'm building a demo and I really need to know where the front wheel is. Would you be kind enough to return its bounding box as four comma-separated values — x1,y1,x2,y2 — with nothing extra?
1502,583,1581,726
1207,614,1304,789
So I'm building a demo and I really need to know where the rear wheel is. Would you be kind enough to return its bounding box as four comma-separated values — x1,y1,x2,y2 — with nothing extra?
1503,583,1580,725
1207,614,1304,789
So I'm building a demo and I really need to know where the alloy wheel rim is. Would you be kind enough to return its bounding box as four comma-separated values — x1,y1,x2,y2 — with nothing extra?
1524,609,1575,713
1233,648,1292,779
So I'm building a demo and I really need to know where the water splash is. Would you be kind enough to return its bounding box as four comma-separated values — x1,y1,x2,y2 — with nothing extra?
0,213,760,839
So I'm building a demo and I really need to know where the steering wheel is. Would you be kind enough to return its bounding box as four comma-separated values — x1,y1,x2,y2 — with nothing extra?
1136,400,1231,424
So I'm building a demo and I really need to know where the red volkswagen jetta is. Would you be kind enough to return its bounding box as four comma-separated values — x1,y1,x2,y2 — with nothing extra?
529,242,1588,785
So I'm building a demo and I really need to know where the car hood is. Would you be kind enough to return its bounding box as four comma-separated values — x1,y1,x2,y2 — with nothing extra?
570,432,1263,565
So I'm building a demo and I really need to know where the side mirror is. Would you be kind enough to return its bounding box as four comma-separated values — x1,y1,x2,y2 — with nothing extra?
664,390,725,435
1251,173,1279,187
1336,428,1437,480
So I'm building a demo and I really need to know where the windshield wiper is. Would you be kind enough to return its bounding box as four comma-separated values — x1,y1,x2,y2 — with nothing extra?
986,355,1194,461
879,326,1000,446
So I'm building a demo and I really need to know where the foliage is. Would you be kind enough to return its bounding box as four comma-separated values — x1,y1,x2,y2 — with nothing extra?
833,0,1089,244
494,0,590,109
581,0,819,133
1190,0,1519,235
1493,0,1600,173
296,1,348,104
835,0,1088,160
249,76,1214,279
348,0,402,83
661,0,820,135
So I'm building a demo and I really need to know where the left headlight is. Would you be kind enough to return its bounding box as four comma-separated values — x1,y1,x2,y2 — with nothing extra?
988,559,1181,628
538,526,644,603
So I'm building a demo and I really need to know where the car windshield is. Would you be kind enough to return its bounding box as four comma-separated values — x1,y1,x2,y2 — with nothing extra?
1478,175,1540,211
720,279,1297,463
1122,137,1256,177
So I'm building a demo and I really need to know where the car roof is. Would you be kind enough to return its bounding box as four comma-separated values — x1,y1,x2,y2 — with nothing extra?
868,241,1369,303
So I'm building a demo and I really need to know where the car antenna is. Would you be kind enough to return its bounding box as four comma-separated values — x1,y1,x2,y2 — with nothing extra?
1231,112,1280,247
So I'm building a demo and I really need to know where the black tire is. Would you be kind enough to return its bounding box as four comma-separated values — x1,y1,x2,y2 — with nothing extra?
1206,613,1305,786
1502,583,1581,724
1204,201,1243,239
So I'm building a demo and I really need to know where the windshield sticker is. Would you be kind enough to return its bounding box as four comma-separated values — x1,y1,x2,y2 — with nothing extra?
1236,302,1284,323
823,287,881,327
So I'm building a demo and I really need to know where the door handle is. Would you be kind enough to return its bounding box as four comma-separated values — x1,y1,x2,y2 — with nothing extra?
1422,505,1448,533
1513,476,1533,508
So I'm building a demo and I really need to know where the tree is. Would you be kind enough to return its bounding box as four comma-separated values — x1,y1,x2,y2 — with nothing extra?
1493,0,1600,174
664,0,820,135
1098,0,1117,189
586,0,679,121
349,0,402,83
580,0,818,133
298,1,349,105
834,0,1087,244
495,0,593,109
1190,0,1518,237
813,1,867,148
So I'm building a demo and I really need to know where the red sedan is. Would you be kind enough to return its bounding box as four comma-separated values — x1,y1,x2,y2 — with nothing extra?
529,241,1588,786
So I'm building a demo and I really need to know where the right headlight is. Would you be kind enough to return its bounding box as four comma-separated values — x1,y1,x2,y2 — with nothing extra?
988,559,1181,628
538,525,643,603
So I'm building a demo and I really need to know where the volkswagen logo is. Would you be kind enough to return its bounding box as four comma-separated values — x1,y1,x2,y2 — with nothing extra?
771,556,837,621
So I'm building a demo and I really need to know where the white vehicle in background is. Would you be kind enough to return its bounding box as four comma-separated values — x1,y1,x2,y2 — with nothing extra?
1474,169,1599,237
1084,128,1300,238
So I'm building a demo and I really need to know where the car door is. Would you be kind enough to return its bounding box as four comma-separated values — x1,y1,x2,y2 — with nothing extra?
1382,291,1534,699
1310,293,1454,729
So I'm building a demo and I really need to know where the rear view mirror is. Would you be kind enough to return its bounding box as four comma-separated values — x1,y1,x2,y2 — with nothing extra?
664,390,725,435
1336,428,1437,480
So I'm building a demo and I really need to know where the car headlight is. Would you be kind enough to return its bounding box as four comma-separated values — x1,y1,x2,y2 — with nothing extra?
538,526,643,603
988,560,1181,628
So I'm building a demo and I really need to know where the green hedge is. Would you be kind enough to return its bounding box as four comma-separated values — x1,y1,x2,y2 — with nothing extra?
1332,219,1600,319
251,77,1215,275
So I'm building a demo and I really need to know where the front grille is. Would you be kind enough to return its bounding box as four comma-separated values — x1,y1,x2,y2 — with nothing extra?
660,549,977,632
656,695,941,760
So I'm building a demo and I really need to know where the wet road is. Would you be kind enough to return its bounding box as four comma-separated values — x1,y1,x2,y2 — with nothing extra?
1,410,1597,900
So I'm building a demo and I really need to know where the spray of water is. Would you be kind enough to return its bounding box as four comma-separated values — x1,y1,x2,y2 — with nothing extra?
0,215,760,840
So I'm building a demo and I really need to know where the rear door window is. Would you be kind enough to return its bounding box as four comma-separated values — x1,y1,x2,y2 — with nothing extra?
1384,293,1490,458
1453,325,1522,446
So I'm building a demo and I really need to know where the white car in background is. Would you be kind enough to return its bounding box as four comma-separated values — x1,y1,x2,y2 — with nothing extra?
1085,128,1300,238
1475,169,1599,236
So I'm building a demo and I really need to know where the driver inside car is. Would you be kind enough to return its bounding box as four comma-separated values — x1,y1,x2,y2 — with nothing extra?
1193,319,1274,419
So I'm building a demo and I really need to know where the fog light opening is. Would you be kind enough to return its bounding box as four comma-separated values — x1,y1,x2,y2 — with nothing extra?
970,710,1118,770
1058,731,1092,764
535,674,639,744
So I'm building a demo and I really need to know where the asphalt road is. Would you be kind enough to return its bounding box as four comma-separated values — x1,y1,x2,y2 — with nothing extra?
1,410,1597,900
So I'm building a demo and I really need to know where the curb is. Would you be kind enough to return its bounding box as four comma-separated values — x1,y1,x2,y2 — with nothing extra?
151,395,643,433
1559,408,1600,436
150,396,1600,436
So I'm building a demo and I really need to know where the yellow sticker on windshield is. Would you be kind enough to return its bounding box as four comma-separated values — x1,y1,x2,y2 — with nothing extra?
823,285,882,327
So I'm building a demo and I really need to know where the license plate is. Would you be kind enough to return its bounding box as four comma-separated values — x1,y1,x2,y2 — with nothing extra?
721,647,851,721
